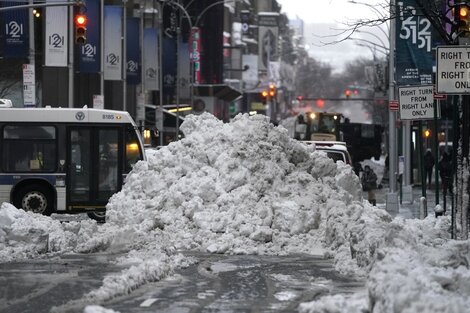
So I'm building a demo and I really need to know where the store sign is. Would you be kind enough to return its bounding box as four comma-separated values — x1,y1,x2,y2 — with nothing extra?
398,85,437,120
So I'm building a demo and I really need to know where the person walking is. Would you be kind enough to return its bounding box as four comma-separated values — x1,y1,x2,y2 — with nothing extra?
423,149,435,188
438,151,453,195
361,165,378,206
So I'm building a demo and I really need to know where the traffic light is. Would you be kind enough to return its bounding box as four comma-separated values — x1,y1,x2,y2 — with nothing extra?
269,83,276,97
261,90,268,104
345,89,351,98
424,129,431,138
456,4,470,36
74,3,87,44
316,99,325,108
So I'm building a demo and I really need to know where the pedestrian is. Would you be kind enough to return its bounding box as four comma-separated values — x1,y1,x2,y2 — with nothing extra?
423,148,435,188
438,151,453,195
361,165,378,206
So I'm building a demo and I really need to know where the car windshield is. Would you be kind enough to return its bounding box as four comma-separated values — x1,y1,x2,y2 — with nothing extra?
317,148,345,163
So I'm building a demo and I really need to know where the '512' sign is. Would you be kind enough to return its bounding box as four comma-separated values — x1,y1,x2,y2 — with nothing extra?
397,2,432,52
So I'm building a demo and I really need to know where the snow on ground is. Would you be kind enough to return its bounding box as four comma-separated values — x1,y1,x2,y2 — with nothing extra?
0,113,469,312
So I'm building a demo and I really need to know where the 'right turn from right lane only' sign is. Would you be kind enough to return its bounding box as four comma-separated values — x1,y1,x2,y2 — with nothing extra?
398,85,438,121
436,46,470,94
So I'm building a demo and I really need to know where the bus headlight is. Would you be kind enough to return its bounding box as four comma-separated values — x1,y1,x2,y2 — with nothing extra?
127,143,139,152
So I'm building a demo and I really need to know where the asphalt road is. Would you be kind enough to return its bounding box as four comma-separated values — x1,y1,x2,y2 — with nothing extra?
0,252,365,313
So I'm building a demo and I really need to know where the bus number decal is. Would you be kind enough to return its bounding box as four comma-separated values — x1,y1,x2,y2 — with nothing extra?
102,114,115,120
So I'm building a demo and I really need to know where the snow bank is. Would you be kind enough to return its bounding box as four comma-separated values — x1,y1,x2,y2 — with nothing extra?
0,202,95,261
96,113,365,263
1,113,469,313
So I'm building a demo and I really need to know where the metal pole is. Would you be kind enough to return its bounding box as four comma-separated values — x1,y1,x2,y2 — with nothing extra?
122,0,127,111
158,2,164,146
387,0,399,213
451,95,459,239
434,99,439,205
403,120,412,202
100,0,104,97
68,5,74,107
28,1,35,107
176,13,180,139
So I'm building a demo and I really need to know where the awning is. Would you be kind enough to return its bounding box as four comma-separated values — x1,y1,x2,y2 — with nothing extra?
193,84,242,102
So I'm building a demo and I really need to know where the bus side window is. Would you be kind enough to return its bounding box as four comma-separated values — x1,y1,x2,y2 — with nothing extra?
3,125,56,172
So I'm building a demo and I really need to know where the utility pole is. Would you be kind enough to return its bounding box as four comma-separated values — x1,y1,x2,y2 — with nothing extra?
386,0,399,214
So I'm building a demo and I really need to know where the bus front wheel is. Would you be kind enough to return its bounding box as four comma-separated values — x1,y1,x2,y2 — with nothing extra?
87,211,106,223
14,184,53,216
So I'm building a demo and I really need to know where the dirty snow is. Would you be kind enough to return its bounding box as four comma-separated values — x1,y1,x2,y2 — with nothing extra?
0,113,469,312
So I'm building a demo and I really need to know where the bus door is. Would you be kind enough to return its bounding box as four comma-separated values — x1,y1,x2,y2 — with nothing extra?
67,127,123,210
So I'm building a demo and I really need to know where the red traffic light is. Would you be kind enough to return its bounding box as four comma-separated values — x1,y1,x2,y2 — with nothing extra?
345,89,351,98
316,99,325,108
296,95,303,101
74,13,87,44
75,14,87,26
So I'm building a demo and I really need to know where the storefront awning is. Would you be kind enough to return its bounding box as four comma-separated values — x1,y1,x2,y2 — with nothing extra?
193,84,242,102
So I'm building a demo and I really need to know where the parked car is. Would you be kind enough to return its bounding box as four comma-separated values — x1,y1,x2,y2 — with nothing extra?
0,99,13,108
303,140,352,165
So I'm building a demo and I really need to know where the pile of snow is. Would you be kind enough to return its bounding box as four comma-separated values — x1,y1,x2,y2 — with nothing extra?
1,113,469,312
0,202,96,261
93,113,365,265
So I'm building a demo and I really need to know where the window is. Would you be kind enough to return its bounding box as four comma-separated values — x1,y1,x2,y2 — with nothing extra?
2,125,57,172
125,127,143,172
361,125,375,138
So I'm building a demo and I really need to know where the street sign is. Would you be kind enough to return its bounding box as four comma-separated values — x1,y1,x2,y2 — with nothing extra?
436,46,470,94
433,85,446,99
23,85,35,107
93,95,104,109
398,85,436,120
389,100,399,111
22,64,36,107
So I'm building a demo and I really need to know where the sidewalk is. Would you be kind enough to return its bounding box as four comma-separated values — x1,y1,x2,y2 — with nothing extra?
366,184,452,219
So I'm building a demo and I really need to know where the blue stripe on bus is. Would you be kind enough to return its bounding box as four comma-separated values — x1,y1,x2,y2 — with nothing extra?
0,174,60,185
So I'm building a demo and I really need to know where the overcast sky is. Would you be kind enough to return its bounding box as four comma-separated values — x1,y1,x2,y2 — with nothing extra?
277,0,389,72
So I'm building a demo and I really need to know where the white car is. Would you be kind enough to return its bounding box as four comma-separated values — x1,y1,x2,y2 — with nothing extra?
304,140,352,165
0,99,13,108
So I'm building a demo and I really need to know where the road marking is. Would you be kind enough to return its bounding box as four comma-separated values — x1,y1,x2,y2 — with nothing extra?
140,298,158,307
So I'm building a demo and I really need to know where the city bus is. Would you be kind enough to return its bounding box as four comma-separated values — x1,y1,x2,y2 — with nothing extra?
0,107,146,221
